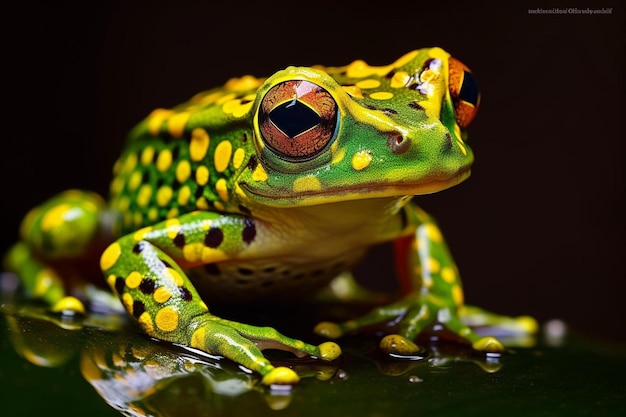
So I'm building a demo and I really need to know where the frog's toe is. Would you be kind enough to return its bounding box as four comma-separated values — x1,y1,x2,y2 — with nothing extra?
317,341,342,361
261,366,300,385
313,321,344,339
379,334,421,355
472,336,505,353
51,296,85,316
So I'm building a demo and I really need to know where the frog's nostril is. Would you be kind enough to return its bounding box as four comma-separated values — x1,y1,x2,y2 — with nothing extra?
387,133,411,154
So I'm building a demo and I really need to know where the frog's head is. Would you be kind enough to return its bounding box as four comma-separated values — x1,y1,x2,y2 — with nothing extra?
237,47,479,207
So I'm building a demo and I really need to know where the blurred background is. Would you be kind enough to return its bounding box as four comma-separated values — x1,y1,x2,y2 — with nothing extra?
2,1,623,343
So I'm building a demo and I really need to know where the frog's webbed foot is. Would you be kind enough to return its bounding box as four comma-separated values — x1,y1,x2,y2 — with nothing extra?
314,295,506,355
187,315,341,385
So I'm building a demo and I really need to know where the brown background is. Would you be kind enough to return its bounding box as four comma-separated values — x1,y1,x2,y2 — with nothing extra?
2,1,623,342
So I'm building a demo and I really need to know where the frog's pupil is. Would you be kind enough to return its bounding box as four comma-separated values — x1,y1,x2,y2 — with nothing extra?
269,99,321,138
458,71,479,106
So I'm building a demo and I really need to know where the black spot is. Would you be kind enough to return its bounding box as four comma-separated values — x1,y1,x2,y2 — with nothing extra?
238,205,251,215
409,101,424,111
242,218,256,244
132,300,145,319
385,70,396,78
382,108,398,115
204,263,221,275
263,266,276,274
179,287,193,301
173,232,186,248
242,133,248,142
171,146,180,161
195,185,205,199
115,276,126,296
161,259,172,269
205,227,224,248
133,242,144,254
238,267,254,276
139,278,156,294
409,83,421,91
247,155,258,171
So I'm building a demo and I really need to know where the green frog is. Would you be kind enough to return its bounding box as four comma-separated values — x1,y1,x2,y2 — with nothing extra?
3,47,536,385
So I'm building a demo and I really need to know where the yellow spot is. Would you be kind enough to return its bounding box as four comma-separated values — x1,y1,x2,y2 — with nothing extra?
190,327,206,350
155,306,179,332
34,268,58,297
331,147,346,165
182,242,227,263
110,177,124,196
425,224,443,243
252,164,268,182
137,184,153,207
224,75,262,91
427,257,441,274
292,176,322,193
351,150,372,171
148,207,158,222
195,165,210,186
216,92,236,105
107,274,116,289
156,149,173,172
390,71,410,88
370,91,394,100
154,286,172,303
156,186,173,207
122,153,138,174
356,79,381,89
177,185,191,206
215,178,229,202
441,266,456,283
100,242,122,271
214,140,233,173
125,271,143,289
167,112,190,138
122,293,133,311
166,207,179,219
214,201,225,211
232,148,245,169
133,226,152,241
452,285,464,306
128,171,142,191
342,85,363,98
138,311,154,334
133,212,143,227
196,197,210,210
175,160,191,183
166,268,184,286
147,108,174,136
141,146,155,165
190,128,210,161
158,219,177,239
41,204,71,231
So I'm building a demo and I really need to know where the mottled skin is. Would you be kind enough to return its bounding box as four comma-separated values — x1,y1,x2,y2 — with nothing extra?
4,48,536,385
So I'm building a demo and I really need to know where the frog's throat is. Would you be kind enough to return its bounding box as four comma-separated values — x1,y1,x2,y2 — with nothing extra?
240,169,470,207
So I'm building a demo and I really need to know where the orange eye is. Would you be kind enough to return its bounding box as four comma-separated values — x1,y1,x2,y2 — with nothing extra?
258,80,338,161
448,57,480,128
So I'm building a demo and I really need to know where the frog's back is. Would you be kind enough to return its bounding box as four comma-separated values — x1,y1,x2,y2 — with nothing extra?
108,76,265,235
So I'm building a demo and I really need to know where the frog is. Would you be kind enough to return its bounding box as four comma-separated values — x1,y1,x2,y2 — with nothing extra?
3,47,537,386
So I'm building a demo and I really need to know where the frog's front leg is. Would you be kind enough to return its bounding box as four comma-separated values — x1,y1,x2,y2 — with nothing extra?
316,205,532,355
101,211,341,385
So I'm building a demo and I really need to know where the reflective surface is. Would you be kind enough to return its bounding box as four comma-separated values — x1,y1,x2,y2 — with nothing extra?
1,300,624,417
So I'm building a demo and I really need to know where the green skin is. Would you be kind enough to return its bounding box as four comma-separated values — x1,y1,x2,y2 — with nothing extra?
4,48,536,385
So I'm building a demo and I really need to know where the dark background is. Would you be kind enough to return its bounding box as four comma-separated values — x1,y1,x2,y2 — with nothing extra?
2,1,623,343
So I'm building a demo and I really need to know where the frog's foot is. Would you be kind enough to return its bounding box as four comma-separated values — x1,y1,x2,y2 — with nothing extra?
187,315,341,385
314,297,505,355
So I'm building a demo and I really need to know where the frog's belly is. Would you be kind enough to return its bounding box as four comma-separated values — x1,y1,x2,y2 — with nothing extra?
187,251,366,303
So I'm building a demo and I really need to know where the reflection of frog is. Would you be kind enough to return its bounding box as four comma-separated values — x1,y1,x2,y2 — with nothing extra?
3,47,536,385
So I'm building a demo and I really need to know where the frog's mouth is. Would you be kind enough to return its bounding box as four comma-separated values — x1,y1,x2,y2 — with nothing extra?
239,168,470,207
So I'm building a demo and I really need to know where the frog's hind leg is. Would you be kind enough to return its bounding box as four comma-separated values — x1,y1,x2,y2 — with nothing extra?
3,190,108,315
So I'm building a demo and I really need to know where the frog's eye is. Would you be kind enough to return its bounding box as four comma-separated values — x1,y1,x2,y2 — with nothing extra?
448,57,480,128
258,80,338,161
